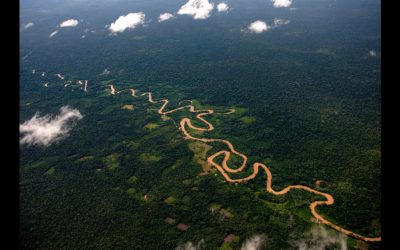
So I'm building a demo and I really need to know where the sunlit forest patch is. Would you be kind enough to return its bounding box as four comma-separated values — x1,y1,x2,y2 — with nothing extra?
139,152,162,163
121,104,135,111
188,141,213,174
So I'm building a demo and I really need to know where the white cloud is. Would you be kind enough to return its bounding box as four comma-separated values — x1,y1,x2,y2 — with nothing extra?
60,19,79,27
178,0,214,20
272,0,293,8
291,226,347,250
175,239,204,250
109,12,146,33
273,18,290,26
81,35,86,39
217,3,229,12
241,235,266,250
22,22,34,30
20,106,83,146
159,13,175,22
49,30,58,38
248,20,271,33
369,50,377,57
245,18,289,34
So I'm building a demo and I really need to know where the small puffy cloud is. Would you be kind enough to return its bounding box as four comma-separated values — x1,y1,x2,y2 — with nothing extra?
20,106,83,147
245,19,289,34
248,20,271,33
178,0,214,20
272,0,293,8
22,22,34,30
291,226,347,250
217,3,229,12
49,30,58,38
369,50,377,57
273,18,290,26
109,12,146,33
159,13,175,22
60,19,79,27
81,35,86,39
241,235,266,250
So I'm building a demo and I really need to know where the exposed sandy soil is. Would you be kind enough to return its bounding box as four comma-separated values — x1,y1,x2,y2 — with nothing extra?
121,104,134,111
130,89,137,97
109,85,115,95
176,223,189,231
165,217,176,225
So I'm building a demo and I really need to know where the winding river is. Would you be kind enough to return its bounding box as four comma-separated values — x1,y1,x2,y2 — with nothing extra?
116,86,381,243
34,72,381,243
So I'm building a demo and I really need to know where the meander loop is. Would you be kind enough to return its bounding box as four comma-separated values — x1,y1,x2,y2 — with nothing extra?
112,85,382,242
